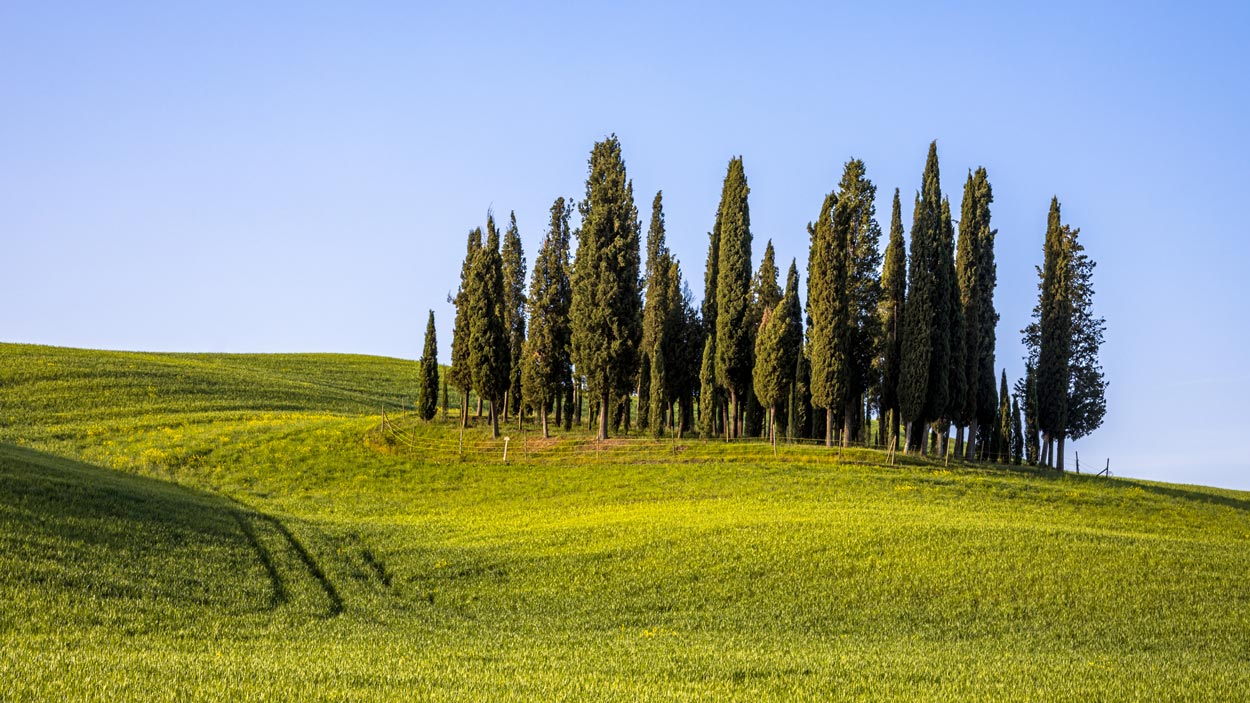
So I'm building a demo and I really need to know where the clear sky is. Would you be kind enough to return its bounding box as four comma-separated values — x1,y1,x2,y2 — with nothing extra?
3,2,1247,489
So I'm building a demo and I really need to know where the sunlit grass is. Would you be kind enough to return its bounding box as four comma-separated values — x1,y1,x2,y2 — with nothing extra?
2,342,1248,701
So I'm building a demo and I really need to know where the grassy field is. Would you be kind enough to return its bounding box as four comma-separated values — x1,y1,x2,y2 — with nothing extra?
2,342,1248,701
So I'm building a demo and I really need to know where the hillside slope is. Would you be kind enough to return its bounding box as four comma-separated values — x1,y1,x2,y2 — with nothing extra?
1,343,1248,701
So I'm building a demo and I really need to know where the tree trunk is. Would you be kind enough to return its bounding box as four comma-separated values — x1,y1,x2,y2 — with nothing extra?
842,398,854,448
598,395,609,440
1056,434,1066,472
490,399,499,439
476,396,483,419
965,418,978,461
954,426,964,458
825,408,834,448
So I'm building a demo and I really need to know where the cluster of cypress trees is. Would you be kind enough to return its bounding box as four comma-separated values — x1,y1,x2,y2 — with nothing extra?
421,136,1106,468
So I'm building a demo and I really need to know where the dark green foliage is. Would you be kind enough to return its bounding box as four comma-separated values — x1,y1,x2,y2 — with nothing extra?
878,189,907,447
669,272,704,436
449,228,482,411
501,212,527,419
1021,362,1040,464
806,191,847,445
521,198,574,437
1065,234,1108,441
750,240,782,330
467,217,510,438
997,371,1011,463
640,191,670,433
1035,198,1073,458
934,198,959,434
899,143,948,451
956,169,999,455
1012,396,1024,465
570,135,643,439
417,311,439,421
776,261,803,437
698,335,716,438
714,157,754,437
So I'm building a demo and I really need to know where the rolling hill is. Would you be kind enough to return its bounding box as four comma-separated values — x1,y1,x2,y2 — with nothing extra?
1,342,1247,701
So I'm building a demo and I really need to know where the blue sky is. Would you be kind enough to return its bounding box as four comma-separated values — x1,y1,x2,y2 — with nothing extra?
3,2,1248,488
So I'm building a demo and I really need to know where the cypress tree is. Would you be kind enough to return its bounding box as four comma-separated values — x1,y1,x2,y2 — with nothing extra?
417,310,439,421
1012,395,1024,465
671,273,703,437
777,261,803,439
501,212,527,424
899,142,946,452
441,372,449,422
753,304,786,444
570,135,643,440
878,189,906,450
746,240,781,437
449,228,482,427
1023,362,1041,464
714,157,754,439
844,162,883,447
521,197,573,438
1033,198,1074,468
938,197,962,457
640,191,671,433
956,170,997,459
806,191,847,447
996,370,1011,464
467,218,509,438
698,335,716,438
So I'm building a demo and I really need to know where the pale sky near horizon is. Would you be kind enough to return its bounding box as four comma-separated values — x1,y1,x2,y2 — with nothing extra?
3,2,1248,489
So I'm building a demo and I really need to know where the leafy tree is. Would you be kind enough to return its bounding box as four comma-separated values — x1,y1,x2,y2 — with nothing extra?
501,212,527,423
417,310,439,421
521,198,573,438
449,228,482,427
1015,361,1041,465
467,217,510,438
878,189,907,450
570,135,643,440
714,157,754,439
745,240,781,437
1065,234,1108,442
753,305,786,443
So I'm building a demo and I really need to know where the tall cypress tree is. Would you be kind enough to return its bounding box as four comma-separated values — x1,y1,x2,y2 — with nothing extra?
417,310,439,421
956,168,999,461
501,212,527,424
521,198,573,438
714,157,753,439
640,191,671,432
844,162,883,447
698,335,716,439
1011,395,1024,465
777,261,803,439
570,135,642,440
806,191,847,447
1016,361,1041,465
878,189,907,449
449,227,482,427
752,304,785,444
1033,198,1074,468
745,240,781,437
467,219,509,438
899,142,946,453
938,197,962,457
996,370,1011,464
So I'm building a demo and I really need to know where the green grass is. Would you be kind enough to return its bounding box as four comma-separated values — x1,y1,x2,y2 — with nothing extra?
2,342,1249,701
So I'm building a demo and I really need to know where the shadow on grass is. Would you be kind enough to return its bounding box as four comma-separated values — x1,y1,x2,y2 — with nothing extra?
1118,478,1250,516
0,443,324,612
